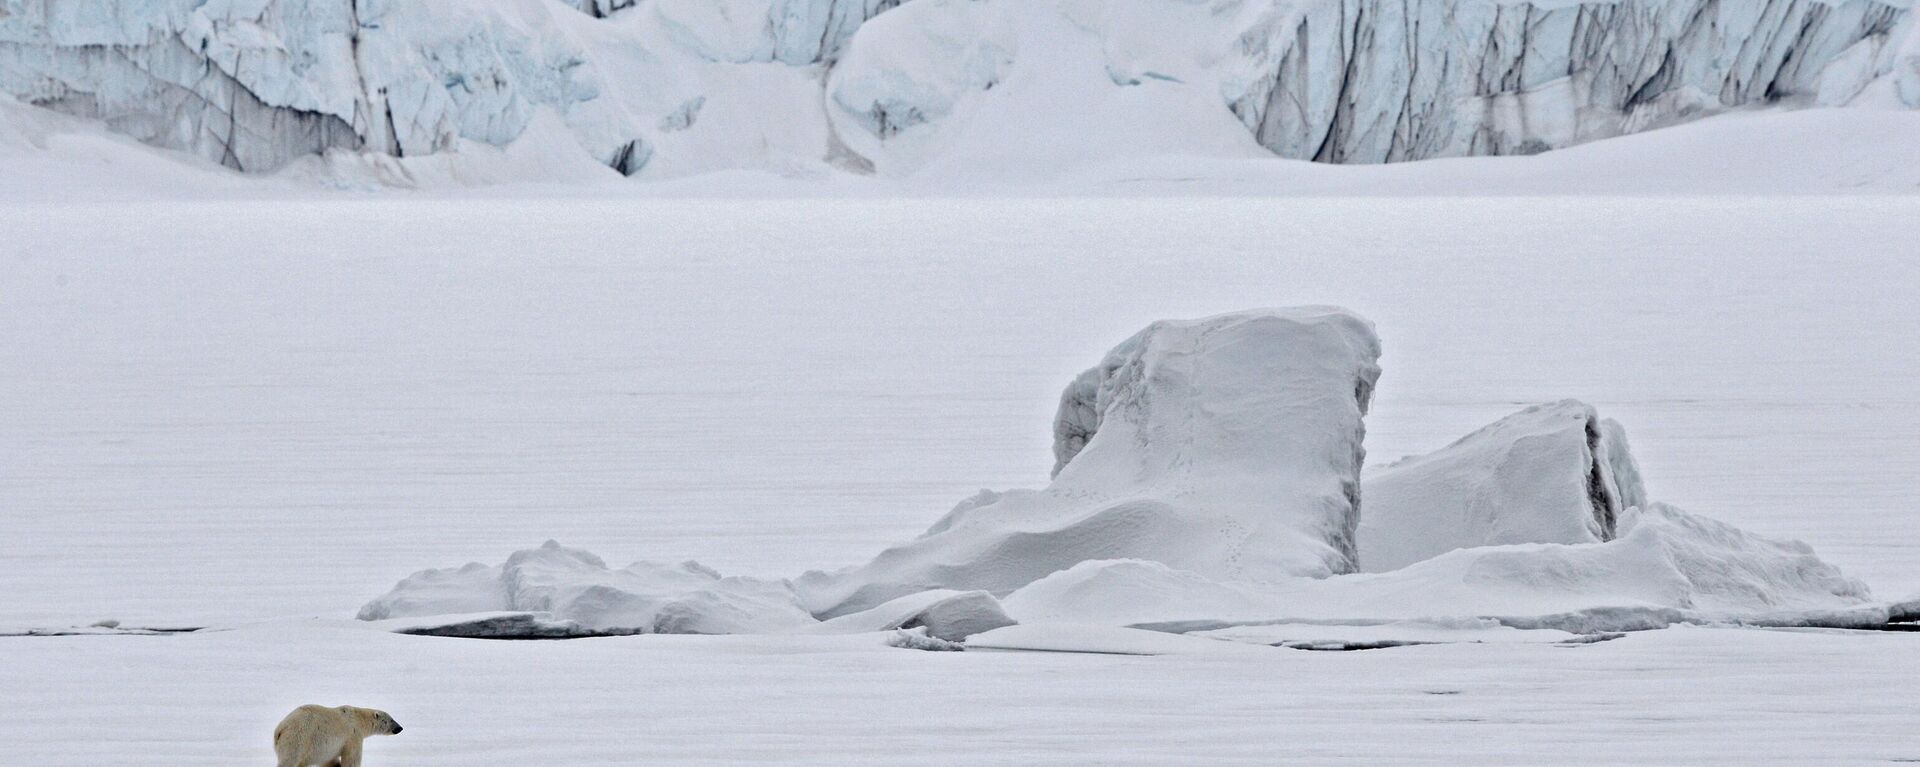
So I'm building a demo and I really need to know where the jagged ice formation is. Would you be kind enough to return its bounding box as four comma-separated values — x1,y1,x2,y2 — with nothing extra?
1230,0,1917,162
2,0,1915,175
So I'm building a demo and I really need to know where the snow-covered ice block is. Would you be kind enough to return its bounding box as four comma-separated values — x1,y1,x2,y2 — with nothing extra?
808,589,1015,641
795,307,1382,617
1005,504,1880,633
825,0,1017,170
1358,400,1646,572
1888,595,1920,623
358,540,816,634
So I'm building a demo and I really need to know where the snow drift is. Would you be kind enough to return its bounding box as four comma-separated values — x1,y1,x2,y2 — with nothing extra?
1002,503,1881,633
792,307,1383,617
1358,400,1646,573
3,0,1915,178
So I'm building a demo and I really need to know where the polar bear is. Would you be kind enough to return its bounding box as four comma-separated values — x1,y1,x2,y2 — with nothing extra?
273,704,403,767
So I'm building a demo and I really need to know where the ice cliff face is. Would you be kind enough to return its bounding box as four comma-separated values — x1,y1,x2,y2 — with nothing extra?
0,0,633,171
1230,0,1916,162
1,0,1914,176
0,0,901,172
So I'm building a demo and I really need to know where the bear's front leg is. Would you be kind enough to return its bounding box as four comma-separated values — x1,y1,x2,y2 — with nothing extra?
336,739,362,767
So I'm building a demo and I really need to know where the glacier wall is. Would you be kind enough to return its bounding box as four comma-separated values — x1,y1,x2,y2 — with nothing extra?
0,0,635,171
0,0,905,172
1231,0,1914,162
1,0,1915,175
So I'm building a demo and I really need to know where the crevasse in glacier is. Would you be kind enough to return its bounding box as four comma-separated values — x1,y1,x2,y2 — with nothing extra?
0,0,624,171
1230,0,1915,162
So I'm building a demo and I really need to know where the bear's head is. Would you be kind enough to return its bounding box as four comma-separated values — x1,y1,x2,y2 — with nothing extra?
343,706,404,736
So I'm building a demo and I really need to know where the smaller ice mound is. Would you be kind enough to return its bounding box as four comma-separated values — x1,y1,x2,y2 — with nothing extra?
358,541,815,635
1890,595,1920,623
795,308,1383,617
1005,504,1879,634
885,627,967,651
372,612,614,639
1358,400,1647,572
808,589,1015,641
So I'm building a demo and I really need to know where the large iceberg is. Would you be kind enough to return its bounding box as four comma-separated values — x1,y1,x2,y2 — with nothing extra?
793,308,1383,616
1357,400,1646,573
357,307,1888,643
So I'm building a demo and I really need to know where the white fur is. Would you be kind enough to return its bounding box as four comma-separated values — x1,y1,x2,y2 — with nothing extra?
273,704,401,767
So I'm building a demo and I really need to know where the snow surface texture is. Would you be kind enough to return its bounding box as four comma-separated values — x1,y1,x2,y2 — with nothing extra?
3,0,1916,178
12,623,1920,764
793,308,1383,617
1357,400,1645,573
358,540,1013,640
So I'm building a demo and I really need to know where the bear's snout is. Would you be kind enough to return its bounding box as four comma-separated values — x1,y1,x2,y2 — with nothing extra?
391,723,404,734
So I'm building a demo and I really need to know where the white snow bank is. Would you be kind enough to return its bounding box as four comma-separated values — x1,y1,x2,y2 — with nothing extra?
794,308,1382,617
1005,504,1881,633
358,540,817,634
1358,400,1646,572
